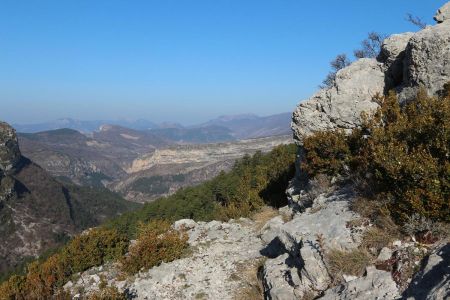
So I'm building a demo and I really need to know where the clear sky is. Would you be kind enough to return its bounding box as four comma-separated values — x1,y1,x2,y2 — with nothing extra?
0,0,445,125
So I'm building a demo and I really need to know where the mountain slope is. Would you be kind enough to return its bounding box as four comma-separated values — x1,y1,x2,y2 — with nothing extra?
0,122,138,276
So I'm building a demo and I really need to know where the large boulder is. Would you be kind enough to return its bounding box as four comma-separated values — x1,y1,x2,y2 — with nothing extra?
401,19,450,99
291,58,385,143
321,266,400,300
0,122,22,175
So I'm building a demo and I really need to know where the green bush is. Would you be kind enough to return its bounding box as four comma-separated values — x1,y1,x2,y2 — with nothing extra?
120,220,188,274
301,86,450,222
61,228,128,274
302,130,350,177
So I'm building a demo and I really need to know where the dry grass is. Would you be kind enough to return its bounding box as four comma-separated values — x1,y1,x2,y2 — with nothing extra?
361,227,396,252
326,248,372,282
251,206,279,231
232,259,266,300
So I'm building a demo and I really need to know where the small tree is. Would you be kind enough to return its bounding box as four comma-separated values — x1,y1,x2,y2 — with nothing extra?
406,13,426,29
354,32,386,59
320,54,351,88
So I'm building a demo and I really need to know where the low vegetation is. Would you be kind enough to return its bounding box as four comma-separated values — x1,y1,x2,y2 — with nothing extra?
326,248,372,282
120,220,188,274
302,86,450,223
0,228,127,300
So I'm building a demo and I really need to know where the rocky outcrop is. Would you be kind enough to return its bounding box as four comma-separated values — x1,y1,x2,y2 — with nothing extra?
292,2,450,143
404,243,450,300
0,122,22,175
0,121,135,276
65,218,265,300
435,2,450,23
291,59,384,142
261,188,366,299
401,18,450,99
321,266,400,300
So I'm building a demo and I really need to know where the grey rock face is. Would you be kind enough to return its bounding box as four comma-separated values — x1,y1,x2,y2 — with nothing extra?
404,243,450,300
435,2,450,23
379,32,414,87
292,6,450,143
261,189,364,299
0,122,22,175
292,58,384,143
402,20,450,98
321,266,400,300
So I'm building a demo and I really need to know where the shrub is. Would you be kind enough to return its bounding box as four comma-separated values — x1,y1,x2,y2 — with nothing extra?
120,220,188,274
0,228,128,299
302,130,350,177
61,228,128,274
301,87,450,222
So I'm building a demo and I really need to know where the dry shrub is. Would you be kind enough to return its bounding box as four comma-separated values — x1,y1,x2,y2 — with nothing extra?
88,286,126,300
120,220,188,274
326,248,372,281
251,206,279,231
306,174,333,201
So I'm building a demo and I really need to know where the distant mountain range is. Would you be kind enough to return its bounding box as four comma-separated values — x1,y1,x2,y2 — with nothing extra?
198,112,292,139
13,118,159,133
13,112,292,140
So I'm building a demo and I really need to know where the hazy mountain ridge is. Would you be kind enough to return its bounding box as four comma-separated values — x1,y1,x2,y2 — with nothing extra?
13,112,292,140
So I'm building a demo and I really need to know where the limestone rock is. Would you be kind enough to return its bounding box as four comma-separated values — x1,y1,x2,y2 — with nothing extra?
262,188,364,299
0,122,22,175
262,254,300,300
434,2,450,23
260,215,284,246
379,32,414,87
377,247,393,261
292,58,385,143
404,243,450,300
321,266,400,299
173,219,197,231
401,19,450,98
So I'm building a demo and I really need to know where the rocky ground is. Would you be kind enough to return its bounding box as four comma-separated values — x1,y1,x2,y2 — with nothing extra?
65,215,271,299
64,181,449,299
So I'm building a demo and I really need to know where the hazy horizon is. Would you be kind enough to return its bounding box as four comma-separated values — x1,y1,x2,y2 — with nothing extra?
0,0,444,125
10,111,291,128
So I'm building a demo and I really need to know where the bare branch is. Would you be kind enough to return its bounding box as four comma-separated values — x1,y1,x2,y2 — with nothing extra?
406,13,426,29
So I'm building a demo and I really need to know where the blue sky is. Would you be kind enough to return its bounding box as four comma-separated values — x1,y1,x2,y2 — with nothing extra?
0,0,445,125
